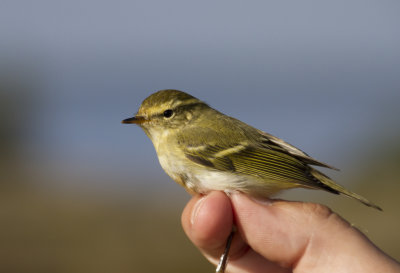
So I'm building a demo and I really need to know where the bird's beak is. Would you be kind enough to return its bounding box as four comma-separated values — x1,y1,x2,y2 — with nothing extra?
121,115,148,124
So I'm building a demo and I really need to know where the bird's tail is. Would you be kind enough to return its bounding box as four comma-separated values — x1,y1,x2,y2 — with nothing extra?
310,168,382,211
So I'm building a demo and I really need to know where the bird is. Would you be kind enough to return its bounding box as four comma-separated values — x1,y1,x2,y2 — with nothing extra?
122,89,381,272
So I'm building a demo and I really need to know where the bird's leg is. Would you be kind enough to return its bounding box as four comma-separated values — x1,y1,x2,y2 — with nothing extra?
215,227,236,273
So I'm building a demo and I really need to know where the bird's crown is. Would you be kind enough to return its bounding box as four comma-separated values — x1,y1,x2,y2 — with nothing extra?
137,89,206,118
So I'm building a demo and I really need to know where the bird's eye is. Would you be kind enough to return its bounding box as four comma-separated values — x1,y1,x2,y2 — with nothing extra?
163,109,173,118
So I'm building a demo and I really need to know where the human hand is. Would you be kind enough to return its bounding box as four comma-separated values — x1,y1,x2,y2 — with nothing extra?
182,191,400,273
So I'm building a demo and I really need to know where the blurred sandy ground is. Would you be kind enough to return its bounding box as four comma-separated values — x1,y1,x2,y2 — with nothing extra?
1,1,400,272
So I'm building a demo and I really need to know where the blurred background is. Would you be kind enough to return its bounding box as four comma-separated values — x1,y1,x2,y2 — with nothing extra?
1,0,399,272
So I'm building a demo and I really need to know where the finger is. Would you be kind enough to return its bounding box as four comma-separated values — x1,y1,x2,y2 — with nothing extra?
229,192,377,270
182,191,290,273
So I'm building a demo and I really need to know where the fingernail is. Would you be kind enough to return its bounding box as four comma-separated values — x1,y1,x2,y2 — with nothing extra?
191,195,206,226
250,196,273,206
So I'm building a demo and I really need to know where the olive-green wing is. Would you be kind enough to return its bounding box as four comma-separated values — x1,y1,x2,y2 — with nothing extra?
178,126,316,187
185,143,314,184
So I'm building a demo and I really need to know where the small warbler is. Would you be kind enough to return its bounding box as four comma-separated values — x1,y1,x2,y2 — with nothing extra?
122,89,381,272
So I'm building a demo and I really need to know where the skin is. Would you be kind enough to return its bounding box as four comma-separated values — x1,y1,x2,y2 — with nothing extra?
182,191,400,273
